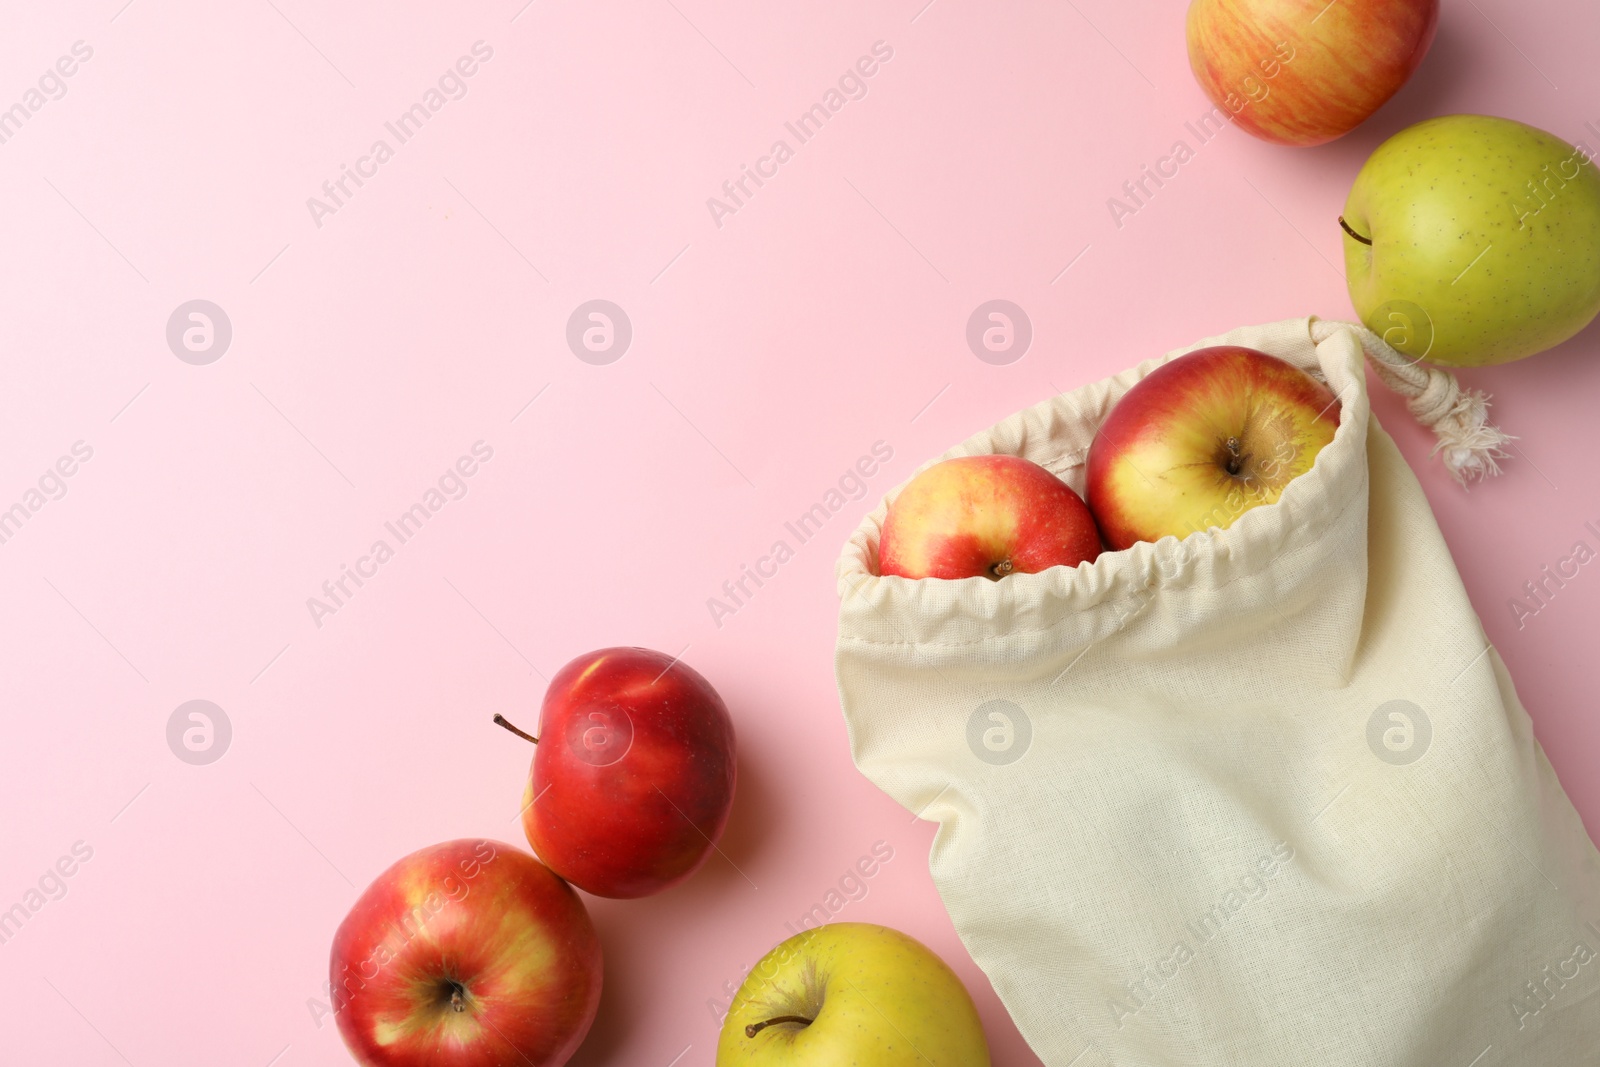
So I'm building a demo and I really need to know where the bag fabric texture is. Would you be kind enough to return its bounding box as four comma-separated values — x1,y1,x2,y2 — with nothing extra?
834,317,1600,1066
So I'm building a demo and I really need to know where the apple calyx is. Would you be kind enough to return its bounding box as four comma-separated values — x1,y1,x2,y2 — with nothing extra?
745,1014,814,1038
442,979,469,1014
989,559,1015,580
493,713,539,745
1338,216,1373,246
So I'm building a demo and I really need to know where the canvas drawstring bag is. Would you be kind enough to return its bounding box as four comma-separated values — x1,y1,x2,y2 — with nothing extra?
835,317,1600,1065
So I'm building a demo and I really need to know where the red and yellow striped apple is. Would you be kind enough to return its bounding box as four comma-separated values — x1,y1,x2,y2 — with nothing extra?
329,839,601,1067
877,455,1101,580
1086,346,1340,551
1186,0,1438,146
497,647,737,899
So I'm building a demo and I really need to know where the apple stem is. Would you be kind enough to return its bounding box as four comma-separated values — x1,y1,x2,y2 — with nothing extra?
745,1014,814,1038
493,713,539,745
449,986,466,1013
1224,436,1245,476
989,559,1014,580
1338,216,1372,246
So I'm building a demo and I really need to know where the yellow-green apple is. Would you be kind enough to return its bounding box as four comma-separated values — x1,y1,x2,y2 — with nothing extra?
1342,114,1600,366
877,455,1101,579
496,647,736,899
1086,346,1339,551
1186,0,1438,146
716,923,990,1066
329,839,601,1067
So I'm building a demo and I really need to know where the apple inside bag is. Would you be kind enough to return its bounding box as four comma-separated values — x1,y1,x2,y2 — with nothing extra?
833,317,1600,1067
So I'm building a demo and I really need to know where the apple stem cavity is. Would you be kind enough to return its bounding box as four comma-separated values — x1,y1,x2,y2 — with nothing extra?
1338,216,1373,246
493,713,539,745
745,1014,814,1038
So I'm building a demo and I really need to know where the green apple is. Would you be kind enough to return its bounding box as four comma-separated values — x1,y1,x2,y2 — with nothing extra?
1341,114,1600,366
716,923,990,1067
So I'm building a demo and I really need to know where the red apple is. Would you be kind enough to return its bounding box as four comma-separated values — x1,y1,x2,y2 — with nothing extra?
497,647,737,899
329,839,601,1067
877,455,1101,580
1086,346,1340,551
1186,0,1438,146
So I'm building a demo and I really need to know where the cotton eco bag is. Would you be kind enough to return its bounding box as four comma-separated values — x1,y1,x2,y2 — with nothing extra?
834,318,1600,1066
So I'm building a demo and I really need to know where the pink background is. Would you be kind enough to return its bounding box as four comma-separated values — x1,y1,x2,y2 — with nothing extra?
2,1,1598,1064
